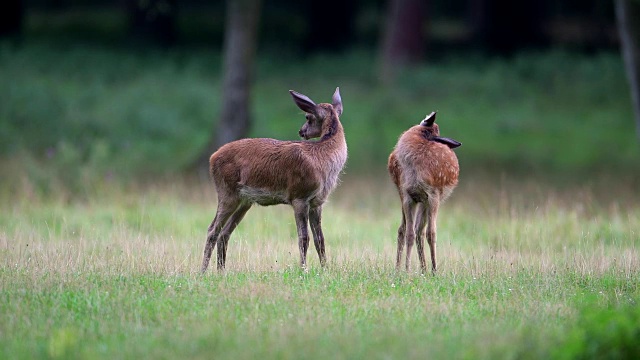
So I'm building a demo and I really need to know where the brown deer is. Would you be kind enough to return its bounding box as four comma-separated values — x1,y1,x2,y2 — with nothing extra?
388,111,461,273
201,87,347,272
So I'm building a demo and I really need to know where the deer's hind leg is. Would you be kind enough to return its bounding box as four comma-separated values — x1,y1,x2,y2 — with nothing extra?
402,196,419,271
395,210,406,270
415,202,429,273
216,203,252,270
201,198,242,273
426,195,441,273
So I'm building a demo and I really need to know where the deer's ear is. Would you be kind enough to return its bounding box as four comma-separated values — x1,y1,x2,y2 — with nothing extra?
332,87,343,117
432,136,461,149
420,111,437,126
290,90,317,115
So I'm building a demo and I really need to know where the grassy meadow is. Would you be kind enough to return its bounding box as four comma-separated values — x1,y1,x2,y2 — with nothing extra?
1,42,640,358
1,175,639,359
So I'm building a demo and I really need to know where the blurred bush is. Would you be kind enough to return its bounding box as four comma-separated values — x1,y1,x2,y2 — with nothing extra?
554,300,640,359
0,43,220,192
1,42,639,196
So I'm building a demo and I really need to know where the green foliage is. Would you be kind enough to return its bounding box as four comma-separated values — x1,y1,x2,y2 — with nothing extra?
554,300,640,360
1,42,639,195
0,42,220,187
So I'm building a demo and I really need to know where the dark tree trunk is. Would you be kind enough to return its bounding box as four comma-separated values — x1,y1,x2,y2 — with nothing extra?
0,0,24,40
615,0,640,139
379,0,428,83
197,0,262,174
125,0,178,47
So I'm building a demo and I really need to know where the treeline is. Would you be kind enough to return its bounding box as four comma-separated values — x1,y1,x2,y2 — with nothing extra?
1,0,619,54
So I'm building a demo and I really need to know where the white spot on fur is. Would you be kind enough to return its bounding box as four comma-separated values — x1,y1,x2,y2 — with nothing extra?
240,186,288,205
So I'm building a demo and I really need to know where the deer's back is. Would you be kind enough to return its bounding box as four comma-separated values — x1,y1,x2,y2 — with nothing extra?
393,129,459,199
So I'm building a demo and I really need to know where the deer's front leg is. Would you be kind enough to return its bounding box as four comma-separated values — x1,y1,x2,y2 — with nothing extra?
292,200,311,269
309,206,326,266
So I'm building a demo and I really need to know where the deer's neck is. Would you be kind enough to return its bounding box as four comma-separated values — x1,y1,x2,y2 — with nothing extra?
312,119,347,186
318,118,346,153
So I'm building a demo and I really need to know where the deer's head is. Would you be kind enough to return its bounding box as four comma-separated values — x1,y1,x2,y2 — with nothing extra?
290,87,343,140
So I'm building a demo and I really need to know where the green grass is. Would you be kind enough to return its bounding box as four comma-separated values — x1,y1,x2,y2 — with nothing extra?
1,177,638,359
